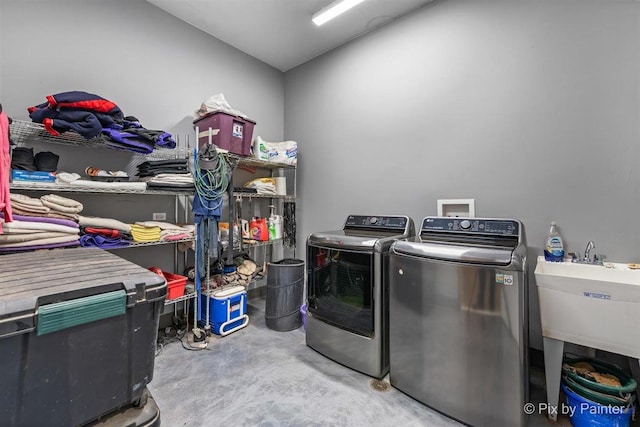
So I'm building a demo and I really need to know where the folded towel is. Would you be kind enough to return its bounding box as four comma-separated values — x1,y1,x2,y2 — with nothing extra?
160,232,193,242
0,239,80,253
0,231,73,244
1,213,78,228
142,173,194,184
10,207,80,222
11,206,50,217
0,234,80,248
10,193,44,208
10,193,51,213
1,219,79,234
129,224,161,242
41,194,84,213
135,221,189,231
78,216,131,233
44,211,80,222
57,172,147,191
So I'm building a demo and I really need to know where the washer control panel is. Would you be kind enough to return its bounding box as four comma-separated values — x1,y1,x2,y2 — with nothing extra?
421,217,519,236
345,215,408,231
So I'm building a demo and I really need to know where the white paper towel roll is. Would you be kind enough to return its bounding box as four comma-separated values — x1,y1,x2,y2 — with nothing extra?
274,177,287,195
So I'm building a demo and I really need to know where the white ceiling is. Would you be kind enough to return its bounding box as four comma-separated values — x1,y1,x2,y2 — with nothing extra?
147,0,435,72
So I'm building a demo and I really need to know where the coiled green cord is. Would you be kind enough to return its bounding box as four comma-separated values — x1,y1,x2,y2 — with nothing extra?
193,148,230,211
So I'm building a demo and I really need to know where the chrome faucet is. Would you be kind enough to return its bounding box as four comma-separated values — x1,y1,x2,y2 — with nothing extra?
583,241,595,263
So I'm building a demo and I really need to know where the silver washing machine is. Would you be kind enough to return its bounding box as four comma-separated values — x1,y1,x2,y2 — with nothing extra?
306,215,415,379
389,217,528,427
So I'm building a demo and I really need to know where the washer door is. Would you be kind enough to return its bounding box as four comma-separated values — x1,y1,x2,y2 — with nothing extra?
307,245,374,337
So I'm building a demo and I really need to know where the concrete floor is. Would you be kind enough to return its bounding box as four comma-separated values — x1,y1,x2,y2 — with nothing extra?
149,297,572,426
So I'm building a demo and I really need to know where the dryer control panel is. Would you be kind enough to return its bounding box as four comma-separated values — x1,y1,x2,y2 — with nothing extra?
421,217,520,236
345,215,409,231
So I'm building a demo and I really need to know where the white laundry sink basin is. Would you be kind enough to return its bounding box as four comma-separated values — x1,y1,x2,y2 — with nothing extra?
534,256,640,357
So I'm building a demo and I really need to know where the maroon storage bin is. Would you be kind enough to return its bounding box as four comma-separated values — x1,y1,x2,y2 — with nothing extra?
194,111,256,156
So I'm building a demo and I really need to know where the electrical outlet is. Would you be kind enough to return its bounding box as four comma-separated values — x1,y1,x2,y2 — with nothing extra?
153,212,167,221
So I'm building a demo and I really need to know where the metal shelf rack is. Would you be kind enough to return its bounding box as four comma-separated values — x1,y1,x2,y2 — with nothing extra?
8,119,198,310
108,237,194,250
164,291,197,306
10,119,192,159
10,181,194,195
232,192,295,201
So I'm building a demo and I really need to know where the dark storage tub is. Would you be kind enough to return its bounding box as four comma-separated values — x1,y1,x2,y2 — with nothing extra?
0,247,166,427
194,111,256,157
265,259,304,331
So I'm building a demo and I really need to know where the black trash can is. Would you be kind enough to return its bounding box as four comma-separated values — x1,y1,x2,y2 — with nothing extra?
265,258,305,331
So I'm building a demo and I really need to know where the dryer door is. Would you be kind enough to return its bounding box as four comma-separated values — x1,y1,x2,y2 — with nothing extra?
307,245,374,337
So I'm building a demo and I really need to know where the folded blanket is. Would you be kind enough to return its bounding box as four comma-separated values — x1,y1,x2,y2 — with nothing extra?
10,207,80,222
46,211,80,221
146,182,195,190
137,168,188,177
1,219,79,234
0,231,73,243
135,221,189,231
142,173,194,183
160,232,193,242
41,194,84,213
2,213,78,228
10,193,44,208
243,180,277,195
57,172,147,191
10,193,51,213
11,206,50,217
0,239,80,253
78,216,131,233
79,234,130,249
0,234,80,248
81,227,131,240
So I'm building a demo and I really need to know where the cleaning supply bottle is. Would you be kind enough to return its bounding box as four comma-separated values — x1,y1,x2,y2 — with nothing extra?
268,205,283,240
258,218,268,241
250,217,261,241
544,222,565,262
268,205,277,240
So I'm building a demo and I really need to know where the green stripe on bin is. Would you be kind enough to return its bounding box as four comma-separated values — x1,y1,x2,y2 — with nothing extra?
37,290,126,336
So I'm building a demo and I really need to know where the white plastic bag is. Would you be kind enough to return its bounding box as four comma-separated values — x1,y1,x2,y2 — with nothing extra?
253,136,297,165
194,93,248,119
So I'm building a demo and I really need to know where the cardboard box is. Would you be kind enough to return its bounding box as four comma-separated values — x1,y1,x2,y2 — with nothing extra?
11,170,56,182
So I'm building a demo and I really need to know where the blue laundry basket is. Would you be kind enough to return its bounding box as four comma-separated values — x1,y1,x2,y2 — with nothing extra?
562,382,633,427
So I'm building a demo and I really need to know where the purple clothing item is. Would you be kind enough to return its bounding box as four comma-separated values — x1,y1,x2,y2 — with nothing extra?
0,240,80,252
1,212,78,229
80,234,129,249
101,128,154,154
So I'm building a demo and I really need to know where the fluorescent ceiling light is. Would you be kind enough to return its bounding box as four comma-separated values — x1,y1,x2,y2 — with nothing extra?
312,0,368,26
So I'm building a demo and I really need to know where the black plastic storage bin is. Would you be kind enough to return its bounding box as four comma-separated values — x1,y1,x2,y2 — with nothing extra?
0,247,166,427
265,258,305,331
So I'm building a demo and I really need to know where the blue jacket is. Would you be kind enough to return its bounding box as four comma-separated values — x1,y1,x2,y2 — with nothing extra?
28,91,124,139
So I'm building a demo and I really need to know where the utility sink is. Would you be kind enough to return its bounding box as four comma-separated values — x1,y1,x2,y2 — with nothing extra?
535,255,640,356
534,256,640,420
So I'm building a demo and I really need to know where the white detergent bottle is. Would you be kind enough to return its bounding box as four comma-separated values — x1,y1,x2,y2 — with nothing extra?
268,205,277,240
544,221,565,262
268,205,283,240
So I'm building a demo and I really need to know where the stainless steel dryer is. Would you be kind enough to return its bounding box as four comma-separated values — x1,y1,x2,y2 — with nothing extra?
306,215,415,379
389,217,528,427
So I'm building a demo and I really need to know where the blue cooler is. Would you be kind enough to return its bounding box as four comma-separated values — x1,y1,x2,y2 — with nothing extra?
199,285,249,336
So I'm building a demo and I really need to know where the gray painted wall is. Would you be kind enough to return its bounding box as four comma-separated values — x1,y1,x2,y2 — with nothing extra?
0,0,284,271
284,0,640,350
1,0,283,140
2,0,639,349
